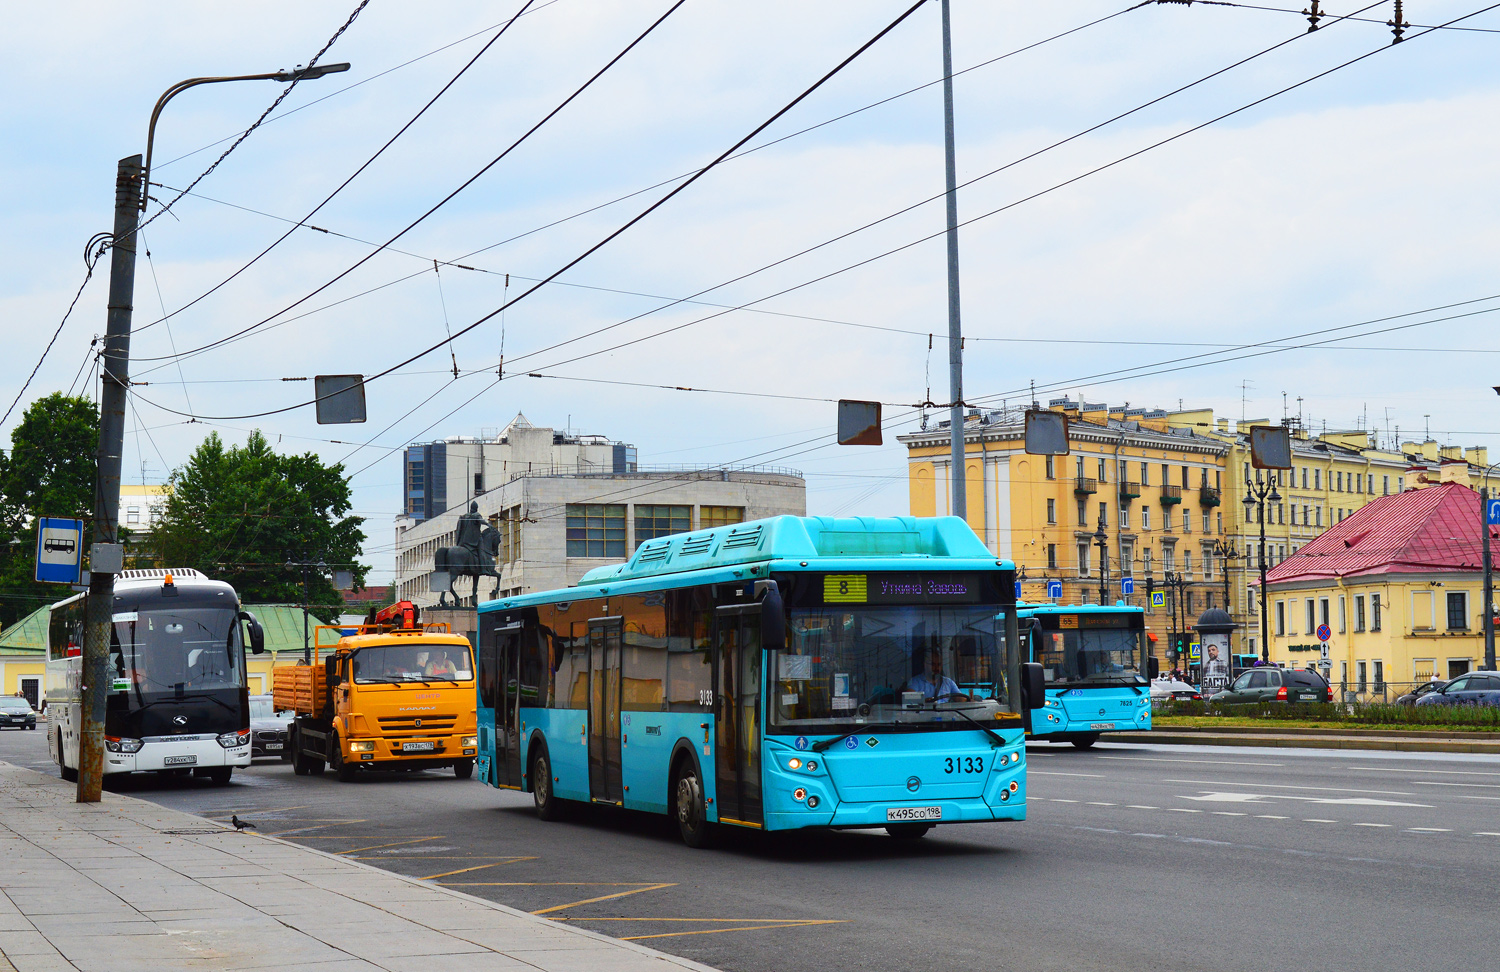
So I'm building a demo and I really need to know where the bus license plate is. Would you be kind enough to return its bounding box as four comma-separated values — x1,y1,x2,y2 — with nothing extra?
402,742,435,752
1089,723,1115,730
887,806,941,822
163,755,197,766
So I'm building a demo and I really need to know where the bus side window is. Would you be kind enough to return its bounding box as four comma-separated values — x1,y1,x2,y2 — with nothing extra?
664,588,712,711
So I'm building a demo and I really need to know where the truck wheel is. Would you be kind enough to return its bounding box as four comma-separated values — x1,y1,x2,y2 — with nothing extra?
453,758,474,780
531,748,566,821
206,767,233,786
330,734,358,782
1071,733,1100,750
672,760,715,848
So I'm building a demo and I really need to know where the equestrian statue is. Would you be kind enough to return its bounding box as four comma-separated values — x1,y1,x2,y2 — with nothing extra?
434,502,502,607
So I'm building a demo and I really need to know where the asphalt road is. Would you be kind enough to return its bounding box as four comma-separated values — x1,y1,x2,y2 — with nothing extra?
5,725,1498,972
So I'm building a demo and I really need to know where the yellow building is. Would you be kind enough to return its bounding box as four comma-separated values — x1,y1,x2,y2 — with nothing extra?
1262,481,1496,697
900,401,1229,649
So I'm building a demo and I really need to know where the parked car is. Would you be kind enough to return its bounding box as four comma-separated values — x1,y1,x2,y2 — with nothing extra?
249,694,292,759
1414,672,1500,708
0,697,37,730
1210,667,1332,704
1396,679,1448,705
1151,678,1201,703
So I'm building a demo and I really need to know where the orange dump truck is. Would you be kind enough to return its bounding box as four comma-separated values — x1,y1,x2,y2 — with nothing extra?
273,618,478,782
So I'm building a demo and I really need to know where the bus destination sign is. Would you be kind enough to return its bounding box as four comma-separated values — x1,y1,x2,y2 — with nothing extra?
823,572,981,605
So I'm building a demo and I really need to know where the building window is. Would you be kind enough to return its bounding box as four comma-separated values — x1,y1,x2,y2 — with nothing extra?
1372,593,1381,631
1275,601,1285,635
1336,471,1343,492
1315,507,1322,527
1314,468,1321,490
1077,499,1087,525
1382,475,1390,495
1277,504,1284,525
1047,543,1058,569
1143,548,1152,575
1121,540,1134,572
1446,591,1468,630
1186,591,1195,615
1291,505,1298,526
1338,595,1346,633
566,504,626,558
1305,599,1316,636
1077,456,1086,479
1354,595,1365,631
1246,584,1256,612
1163,463,1171,489
1373,660,1384,693
1099,502,1109,528
1180,465,1190,488
1142,507,1151,531
1319,597,1330,629
1182,510,1190,532
1357,661,1367,694
1398,476,1404,491
1141,461,1150,486
1216,512,1223,533
1182,550,1192,575
1202,545,1214,579
1077,541,1090,577
1046,498,1057,524
635,505,691,545
126,507,140,524
1202,512,1211,533
700,506,744,530
1163,546,1175,571
1098,458,1107,483
1411,590,1435,631
1045,455,1055,479
1119,505,1128,529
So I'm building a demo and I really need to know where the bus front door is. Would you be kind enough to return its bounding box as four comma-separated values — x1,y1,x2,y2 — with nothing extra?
587,618,624,803
489,623,522,788
714,606,763,828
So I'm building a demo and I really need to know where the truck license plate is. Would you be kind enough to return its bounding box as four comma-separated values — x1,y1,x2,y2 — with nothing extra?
887,806,941,822
163,755,197,766
401,742,435,752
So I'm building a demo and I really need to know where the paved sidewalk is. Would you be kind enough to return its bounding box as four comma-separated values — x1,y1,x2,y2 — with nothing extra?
0,761,717,972
1113,728,1500,753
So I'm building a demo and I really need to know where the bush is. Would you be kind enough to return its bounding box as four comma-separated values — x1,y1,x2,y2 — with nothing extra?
1155,698,1500,729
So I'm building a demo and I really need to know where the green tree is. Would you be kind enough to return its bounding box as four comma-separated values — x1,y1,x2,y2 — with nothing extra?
149,430,365,619
0,393,98,626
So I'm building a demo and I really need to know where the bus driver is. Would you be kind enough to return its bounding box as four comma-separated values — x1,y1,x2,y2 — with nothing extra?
908,646,971,702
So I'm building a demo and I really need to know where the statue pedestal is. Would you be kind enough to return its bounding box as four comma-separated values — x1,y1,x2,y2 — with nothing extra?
423,607,478,653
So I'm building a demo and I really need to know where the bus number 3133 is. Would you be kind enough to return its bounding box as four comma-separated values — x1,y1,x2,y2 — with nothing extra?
945,756,986,774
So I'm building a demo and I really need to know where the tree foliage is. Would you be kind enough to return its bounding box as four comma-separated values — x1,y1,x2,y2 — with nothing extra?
150,430,365,618
0,393,98,626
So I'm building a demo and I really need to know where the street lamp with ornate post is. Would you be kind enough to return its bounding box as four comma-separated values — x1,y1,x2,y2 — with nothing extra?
1243,474,1282,664
1212,537,1239,617
1094,514,1109,606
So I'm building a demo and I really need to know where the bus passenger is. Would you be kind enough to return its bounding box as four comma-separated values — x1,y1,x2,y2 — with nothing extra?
908,646,970,702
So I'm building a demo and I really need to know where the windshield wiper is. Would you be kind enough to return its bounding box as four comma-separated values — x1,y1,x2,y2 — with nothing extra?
933,703,1005,749
811,721,900,753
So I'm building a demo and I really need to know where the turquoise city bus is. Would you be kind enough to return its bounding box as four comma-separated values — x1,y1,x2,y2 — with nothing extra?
1019,602,1154,749
475,515,1043,846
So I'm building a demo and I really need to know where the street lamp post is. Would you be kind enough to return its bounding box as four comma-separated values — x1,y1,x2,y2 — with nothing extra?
1213,537,1239,617
1242,475,1282,665
76,62,349,804
1482,461,1499,672
1094,514,1109,606
286,559,330,664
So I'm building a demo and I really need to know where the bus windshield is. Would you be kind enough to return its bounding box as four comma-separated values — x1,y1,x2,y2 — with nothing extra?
352,644,474,683
1036,627,1143,686
110,607,243,694
770,606,1008,730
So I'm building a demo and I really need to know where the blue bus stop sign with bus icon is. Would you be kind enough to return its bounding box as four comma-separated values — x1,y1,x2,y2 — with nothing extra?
1046,579,1063,599
35,517,84,584
1121,577,1134,596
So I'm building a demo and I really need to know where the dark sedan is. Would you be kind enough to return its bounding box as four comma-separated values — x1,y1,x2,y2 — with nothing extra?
1414,672,1500,707
1396,679,1448,705
1210,667,1332,704
249,695,291,758
0,697,37,730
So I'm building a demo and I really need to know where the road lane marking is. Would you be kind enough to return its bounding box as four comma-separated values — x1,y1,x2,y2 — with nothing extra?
1097,756,1284,767
1303,819,1338,824
334,836,446,856
617,920,848,941
1164,779,1413,796
1180,791,1430,808
1167,808,1201,813
420,857,536,881
531,883,678,915
1351,822,1391,827
1211,812,1247,816
1411,781,1500,789
1406,828,1451,833
1086,802,1116,806
1049,799,1078,803
1474,832,1500,836
1255,815,1289,819
1031,771,1105,778
1126,805,1158,809
1358,767,1500,777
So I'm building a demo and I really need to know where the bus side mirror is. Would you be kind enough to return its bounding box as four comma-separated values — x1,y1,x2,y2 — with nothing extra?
1021,662,1045,710
1148,656,1160,679
240,612,265,654
757,581,786,651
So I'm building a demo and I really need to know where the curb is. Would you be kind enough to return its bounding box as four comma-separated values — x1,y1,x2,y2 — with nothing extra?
1112,732,1500,754
1150,724,1500,740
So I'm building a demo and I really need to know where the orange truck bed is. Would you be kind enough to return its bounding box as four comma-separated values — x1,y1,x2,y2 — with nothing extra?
272,664,327,718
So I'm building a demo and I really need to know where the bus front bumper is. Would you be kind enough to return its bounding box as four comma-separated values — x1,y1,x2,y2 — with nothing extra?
105,735,251,773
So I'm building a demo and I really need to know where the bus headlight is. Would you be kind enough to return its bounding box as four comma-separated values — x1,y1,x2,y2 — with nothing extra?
461,736,478,749
217,730,250,749
105,737,143,753
349,740,376,753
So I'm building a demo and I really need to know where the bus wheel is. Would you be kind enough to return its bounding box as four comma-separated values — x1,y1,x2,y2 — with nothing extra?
206,767,233,786
531,748,566,821
673,762,715,848
1071,734,1099,750
330,735,358,782
453,758,474,780
886,824,932,839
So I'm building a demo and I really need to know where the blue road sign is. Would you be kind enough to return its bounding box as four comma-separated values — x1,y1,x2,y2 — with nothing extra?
1121,577,1135,596
1488,498,1500,526
1046,579,1063,599
1015,580,1023,598
1316,623,1331,642
35,517,84,585
1151,590,1166,607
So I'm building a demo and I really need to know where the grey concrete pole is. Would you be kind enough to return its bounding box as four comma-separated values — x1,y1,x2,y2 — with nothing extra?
1259,498,1270,663
78,155,142,803
1482,484,1494,670
941,0,966,523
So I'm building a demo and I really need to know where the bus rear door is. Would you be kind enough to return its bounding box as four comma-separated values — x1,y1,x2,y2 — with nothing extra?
587,617,624,803
714,605,763,828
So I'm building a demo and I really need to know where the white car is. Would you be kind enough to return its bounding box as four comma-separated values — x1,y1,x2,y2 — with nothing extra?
1150,678,1201,705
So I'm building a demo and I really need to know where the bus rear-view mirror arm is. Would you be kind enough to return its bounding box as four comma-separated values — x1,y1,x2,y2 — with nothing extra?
240,612,265,654
1021,663,1046,710
756,580,786,651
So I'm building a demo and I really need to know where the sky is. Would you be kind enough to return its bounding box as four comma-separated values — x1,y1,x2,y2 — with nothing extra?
3,0,1499,587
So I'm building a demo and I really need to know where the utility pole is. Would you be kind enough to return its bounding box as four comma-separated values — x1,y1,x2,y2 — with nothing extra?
77,155,142,803
941,0,966,522
285,559,328,664
1483,479,1496,671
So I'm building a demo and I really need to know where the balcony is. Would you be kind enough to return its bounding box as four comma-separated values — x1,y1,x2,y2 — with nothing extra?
1118,480,1142,501
1159,484,1182,506
1199,486,1221,507
1074,477,1098,496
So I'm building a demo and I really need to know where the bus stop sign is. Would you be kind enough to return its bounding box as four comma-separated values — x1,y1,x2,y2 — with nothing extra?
35,517,84,584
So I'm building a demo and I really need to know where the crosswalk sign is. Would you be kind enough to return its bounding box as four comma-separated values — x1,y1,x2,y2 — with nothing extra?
1151,590,1165,608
